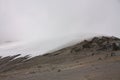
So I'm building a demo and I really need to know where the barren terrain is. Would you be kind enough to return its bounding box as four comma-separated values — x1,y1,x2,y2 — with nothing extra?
0,36,120,80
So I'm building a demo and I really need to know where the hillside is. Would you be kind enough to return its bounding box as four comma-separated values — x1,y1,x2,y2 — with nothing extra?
0,36,120,80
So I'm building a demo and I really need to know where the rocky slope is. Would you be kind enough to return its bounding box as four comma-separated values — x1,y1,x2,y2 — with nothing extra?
0,36,120,80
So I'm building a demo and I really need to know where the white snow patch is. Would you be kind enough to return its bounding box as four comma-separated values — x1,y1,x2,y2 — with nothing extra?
0,33,109,57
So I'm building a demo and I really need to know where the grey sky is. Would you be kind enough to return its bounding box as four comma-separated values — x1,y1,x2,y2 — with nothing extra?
0,0,120,42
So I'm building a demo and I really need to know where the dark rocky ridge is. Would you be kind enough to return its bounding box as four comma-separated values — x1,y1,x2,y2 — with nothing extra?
0,36,120,73
71,36,120,52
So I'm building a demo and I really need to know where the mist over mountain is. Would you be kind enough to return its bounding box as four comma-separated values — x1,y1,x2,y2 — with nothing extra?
0,0,120,42
0,0,120,80
0,0,120,57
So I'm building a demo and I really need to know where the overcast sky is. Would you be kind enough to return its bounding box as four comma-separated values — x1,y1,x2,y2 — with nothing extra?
0,0,120,42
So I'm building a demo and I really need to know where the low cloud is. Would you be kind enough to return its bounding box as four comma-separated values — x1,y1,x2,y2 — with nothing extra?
0,0,120,42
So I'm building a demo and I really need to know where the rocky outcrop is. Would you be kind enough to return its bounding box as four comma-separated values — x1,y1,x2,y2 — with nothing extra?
0,55,29,73
71,36,120,53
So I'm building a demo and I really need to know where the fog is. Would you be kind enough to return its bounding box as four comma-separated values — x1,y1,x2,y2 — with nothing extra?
0,0,48,41
0,0,120,56
0,0,120,42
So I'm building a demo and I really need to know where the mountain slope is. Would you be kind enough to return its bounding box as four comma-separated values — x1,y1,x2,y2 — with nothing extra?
0,36,120,80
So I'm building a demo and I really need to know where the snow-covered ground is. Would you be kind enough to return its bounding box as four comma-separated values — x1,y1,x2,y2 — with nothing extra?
0,33,105,57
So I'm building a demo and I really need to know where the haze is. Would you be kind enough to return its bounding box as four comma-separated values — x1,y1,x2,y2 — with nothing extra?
0,0,120,56
0,0,120,42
